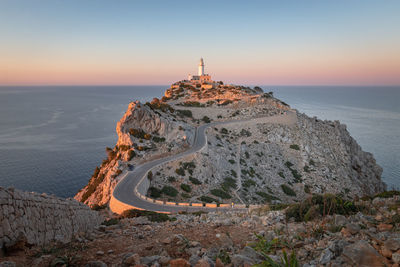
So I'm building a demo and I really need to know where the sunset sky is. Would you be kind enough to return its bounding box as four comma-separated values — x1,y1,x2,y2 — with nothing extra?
1,0,399,86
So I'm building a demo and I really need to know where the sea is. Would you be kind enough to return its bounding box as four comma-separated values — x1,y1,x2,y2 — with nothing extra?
0,85,398,198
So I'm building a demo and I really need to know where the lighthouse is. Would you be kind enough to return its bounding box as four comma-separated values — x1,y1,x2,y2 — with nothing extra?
198,58,205,76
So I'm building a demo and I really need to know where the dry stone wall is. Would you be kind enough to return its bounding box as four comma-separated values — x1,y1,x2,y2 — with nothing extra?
0,187,103,249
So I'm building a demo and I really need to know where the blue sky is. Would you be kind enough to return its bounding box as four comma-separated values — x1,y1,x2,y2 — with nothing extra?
1,0,399,85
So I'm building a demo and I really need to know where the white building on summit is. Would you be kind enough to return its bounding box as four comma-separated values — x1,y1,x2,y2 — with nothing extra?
188,58,212,83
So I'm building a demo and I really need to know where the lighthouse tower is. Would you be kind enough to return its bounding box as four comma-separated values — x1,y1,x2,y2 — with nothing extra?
198,58,205,76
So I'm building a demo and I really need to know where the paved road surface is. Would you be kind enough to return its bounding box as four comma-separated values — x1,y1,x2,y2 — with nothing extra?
111,112,296,213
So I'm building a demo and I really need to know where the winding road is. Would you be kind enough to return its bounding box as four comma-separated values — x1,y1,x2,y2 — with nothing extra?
110,111,296,214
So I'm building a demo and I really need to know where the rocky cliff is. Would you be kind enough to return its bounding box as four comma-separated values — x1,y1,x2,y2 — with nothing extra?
75,81,386,207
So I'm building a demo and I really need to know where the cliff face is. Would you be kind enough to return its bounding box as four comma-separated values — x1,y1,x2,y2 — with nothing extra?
75,82,386,207
74,99,195,207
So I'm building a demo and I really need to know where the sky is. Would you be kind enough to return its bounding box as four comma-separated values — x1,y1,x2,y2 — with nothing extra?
0,0,399,86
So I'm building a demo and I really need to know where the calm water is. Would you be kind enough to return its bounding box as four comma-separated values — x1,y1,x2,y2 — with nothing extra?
0,86,398,197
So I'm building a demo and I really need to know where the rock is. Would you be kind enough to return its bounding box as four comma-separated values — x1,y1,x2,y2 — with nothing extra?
0,262,16,267
162,237,172,244
169,258,190,267
96,250,105,256
342,240,385,267
189,255,201,266
319,248,334,264
328,240,348,256
393,252,400,264
194,259,210,267
239,246,264,261
231,255,255,267
159,256,171,266
345,223,360,235
85,261,107,267
334,215,348,226
377,223,393,232
385,238,400,251
380,246,392,258
141,255,160,266
215,258,224,267
124,253,140,266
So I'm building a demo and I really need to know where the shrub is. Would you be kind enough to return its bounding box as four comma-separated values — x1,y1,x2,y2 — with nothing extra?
220,128,228,134
222,177,237,190
285,194,363,222
200,196,217,203
189,176,202,185
181,101,205,107
278,171,285,178
304,184,311,194
127,150,136,160
175,167,185,176
285,161,294,168
281,184,296,196
120,209,173,222
180,183,192,192
373,190,400,199
304,165,310,173
243,179,256,188
147,171,153,180
245,151,250,159
148,187,161,198
168,176,176,182
161,186,178,197
211,189,231,199
256,191,279,203
240,129,251,137
290,144,300,150
129,128,147,139
202,116,211,123
118,145,130,151
81,172,105,202
102,218,119,226
228,159,236,164
91,204,107,211
152,136,166,143
231,170,237,177
177,109,193,118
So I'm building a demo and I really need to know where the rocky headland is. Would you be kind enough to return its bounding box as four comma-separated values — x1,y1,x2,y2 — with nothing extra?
2,81,396,267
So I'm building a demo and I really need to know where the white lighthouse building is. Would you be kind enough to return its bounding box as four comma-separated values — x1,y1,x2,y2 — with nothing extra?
198,58,205,76
188,58,212,83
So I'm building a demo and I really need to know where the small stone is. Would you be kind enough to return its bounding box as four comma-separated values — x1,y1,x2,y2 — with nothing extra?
345,223,360,235
0,262,16,267
334,215,348,226
124,253,140,266
96,250,105,256
194,259,210,267
215,258,224,267
159,256,171,266
380,246,392,258
162,237,172,244
85,261,107,267
107,250,114,254
377,223,393,232
393,252,400,264
141,256,160,266
169,258,190,267
319,248,334,264
385,239,400,251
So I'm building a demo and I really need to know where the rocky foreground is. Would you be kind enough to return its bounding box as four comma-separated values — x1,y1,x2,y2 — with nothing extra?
2,192,400,267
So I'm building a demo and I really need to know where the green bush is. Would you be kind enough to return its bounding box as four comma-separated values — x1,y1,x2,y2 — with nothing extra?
290,144,300,150
220,128,228,134
222,177,237,190
177,109,193,118
231,170,237,177
189,176,202,185
180,183,192,192
120,209,173,222
152,136,166,143
373,190,400,199
147,171,153,180
175,167,185,176
148,187,161,198
285,194,363,222
102,218,119,226
281,184,296,196
168,176,176,182
228,159,236,164
202,116,211,123
256,191,279,203
161,186,178,197
211,189,231,199
200,196,217,203
285,161,294,168
304,165,310,173
243,179,256,188
278,171,285,178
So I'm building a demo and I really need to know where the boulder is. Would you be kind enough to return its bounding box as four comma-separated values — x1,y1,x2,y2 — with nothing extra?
342,240,386,267
85,261,107,267
385,238,400,251
169,258,190,267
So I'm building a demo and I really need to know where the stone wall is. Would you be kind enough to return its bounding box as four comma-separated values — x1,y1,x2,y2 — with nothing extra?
0,187,103,249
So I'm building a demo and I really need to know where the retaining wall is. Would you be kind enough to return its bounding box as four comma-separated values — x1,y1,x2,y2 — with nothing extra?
0,187,103,248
